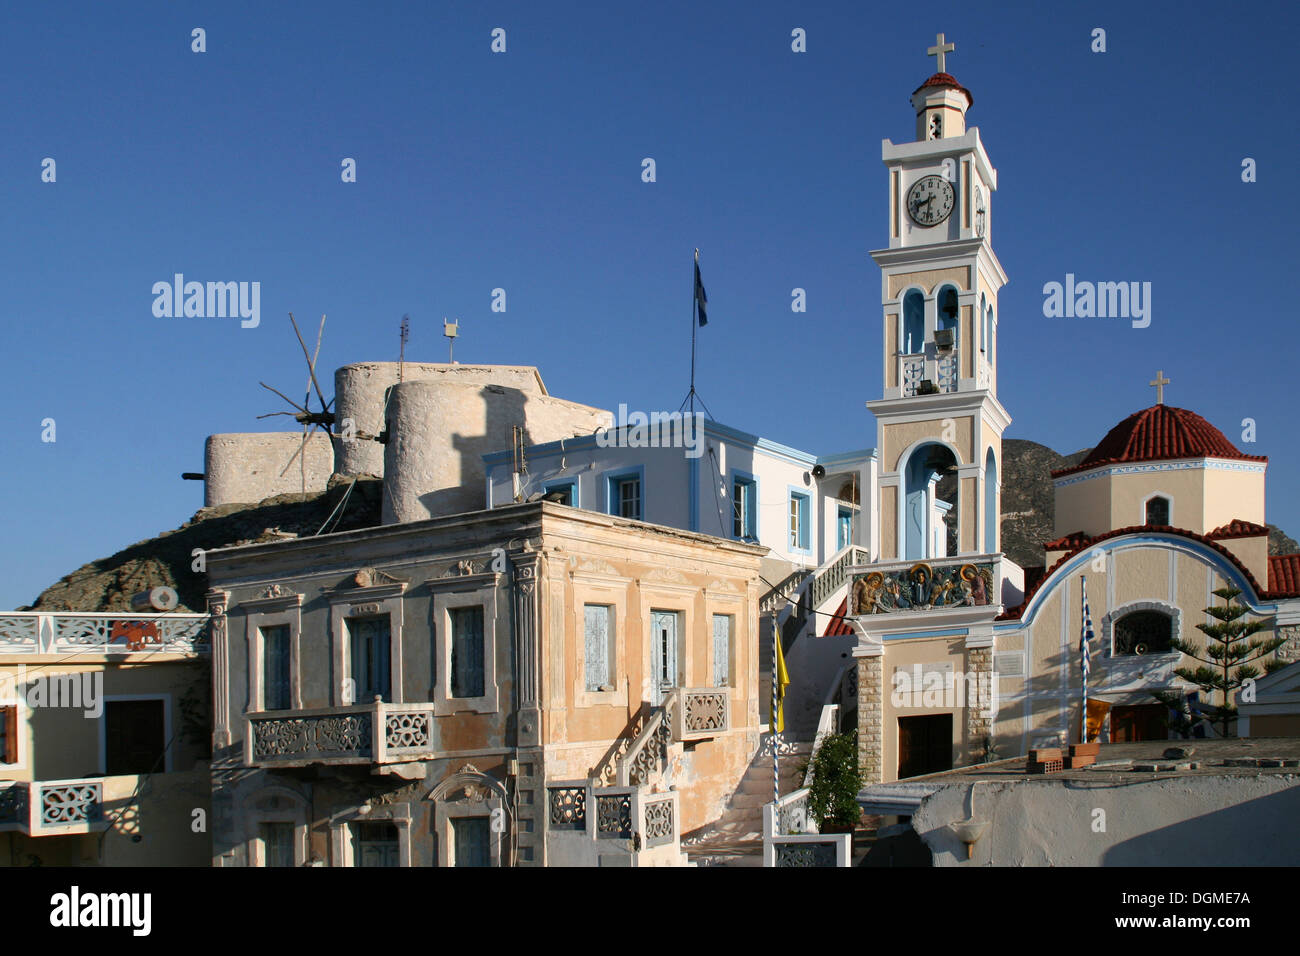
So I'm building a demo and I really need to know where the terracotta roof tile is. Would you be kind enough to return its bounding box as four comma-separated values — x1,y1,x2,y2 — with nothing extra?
823,597,854,637
1043,531,1091,551
1052,405,1267,479
1208,519,1269,540
913,72,973,104
1268,555,1300,597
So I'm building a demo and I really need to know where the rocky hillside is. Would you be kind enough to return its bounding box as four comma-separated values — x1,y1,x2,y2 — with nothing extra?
23,477,383,612
20,445,1298,611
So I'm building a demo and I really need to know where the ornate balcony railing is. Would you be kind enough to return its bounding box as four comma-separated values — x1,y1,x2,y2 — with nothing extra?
643,796,674,848
809,546,870,611
246,701,437,767
0,612,208,655
762,787,851,867
849,554,1002,617
545,780,681,863
617,690,676,787
0,778,107,835
760,568,813,615
673,688,729,741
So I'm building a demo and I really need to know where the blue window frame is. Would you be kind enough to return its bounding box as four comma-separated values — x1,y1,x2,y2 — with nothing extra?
544,479,578,507
731,472,757,540
903,291,925,354
603,467,644,520
788,489,811,553
837,506,855,550
349,615,391,703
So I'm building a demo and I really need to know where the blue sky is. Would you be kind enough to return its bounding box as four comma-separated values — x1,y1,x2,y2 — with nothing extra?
2,0,1296,608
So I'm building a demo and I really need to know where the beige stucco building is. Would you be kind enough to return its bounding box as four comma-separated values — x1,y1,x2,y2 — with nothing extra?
0,609,211,865
206,501,764,866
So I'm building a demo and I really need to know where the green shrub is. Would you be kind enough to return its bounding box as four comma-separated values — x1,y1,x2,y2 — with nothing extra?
806,731,864,831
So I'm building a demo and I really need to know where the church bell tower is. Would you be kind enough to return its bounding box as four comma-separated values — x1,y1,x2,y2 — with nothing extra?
866,34,1011,562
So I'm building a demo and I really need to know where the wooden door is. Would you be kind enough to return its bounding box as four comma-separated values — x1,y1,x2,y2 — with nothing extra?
897,714,953,779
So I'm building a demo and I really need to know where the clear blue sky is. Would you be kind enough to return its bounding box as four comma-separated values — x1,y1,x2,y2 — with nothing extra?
2,0,1296,608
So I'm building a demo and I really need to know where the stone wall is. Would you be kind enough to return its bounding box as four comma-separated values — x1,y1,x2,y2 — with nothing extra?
204,432,334,507
857,653,883,784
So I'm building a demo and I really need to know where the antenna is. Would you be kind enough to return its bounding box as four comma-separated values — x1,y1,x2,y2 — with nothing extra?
399,314,410,383
443,317,459,363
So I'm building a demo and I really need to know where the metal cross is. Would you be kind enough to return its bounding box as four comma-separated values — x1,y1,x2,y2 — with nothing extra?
1149,369,1170,405
928,32,955,73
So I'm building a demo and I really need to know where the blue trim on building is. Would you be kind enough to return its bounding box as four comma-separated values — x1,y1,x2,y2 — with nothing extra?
787,484,813,554
1014,532,1279,628
816,448,879,468
600,464,646,520
543,477,580,508
729,468,759,541
882,627,970,641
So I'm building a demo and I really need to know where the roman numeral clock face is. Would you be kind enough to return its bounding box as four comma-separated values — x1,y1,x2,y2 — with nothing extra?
906,174,955,227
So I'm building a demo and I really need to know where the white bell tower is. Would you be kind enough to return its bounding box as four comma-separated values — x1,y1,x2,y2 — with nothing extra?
866,34,1012,561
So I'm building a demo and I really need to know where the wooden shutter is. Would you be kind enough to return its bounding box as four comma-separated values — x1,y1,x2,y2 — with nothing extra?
451,607,485,699
584,605,610,691
1,706,16,763
712,615,730,688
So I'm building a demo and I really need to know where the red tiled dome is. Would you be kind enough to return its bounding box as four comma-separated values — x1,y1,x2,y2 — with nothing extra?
1052,405,1267,478
913,72,972,105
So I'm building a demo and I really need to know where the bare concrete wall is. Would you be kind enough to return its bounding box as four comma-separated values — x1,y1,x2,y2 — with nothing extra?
383,380,609,523
911,774,1300,866
204,432,334,507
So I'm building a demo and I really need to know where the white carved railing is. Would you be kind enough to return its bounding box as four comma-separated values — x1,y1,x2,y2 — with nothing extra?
246,701,436,766
809,545,870,612
0,612,209,655
937,352,958,392
760,568,813,615
617,690,677,787
901,355,925,397
674,688,728,741
762,788,851,867
545,781,682,864
0,778,108,835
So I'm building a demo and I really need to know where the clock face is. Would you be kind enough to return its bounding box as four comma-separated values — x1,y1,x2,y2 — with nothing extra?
974,185,986,237
907,174,955,227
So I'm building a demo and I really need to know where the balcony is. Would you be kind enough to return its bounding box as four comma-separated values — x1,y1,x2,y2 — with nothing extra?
0,611,208,656
673,688,729,742
0,778,108,836
245,701,437,768
849,553,1004,624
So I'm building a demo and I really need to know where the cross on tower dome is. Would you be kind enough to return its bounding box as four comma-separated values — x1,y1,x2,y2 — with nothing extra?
1149,369,1170,405
927,32,955,73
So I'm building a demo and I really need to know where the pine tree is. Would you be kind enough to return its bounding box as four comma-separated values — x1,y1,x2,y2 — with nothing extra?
1155,587,1283,738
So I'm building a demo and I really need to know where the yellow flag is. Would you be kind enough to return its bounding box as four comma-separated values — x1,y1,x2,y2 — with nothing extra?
771,635,791,733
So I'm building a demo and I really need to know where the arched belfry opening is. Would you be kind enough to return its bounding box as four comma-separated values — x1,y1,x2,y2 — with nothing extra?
984,447,998,552
902,442,959,560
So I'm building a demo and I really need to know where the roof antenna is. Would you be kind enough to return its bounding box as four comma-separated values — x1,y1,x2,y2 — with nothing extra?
399,314,410,383
443,317,459,363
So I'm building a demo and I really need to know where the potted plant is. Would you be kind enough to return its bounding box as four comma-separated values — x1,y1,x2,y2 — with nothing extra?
805,732,865,833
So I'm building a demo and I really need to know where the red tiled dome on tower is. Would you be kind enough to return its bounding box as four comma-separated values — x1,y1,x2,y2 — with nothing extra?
1052,405,1268,478
913,72,973,106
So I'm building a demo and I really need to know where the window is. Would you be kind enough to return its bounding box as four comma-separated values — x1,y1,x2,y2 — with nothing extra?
105,699,166,775
1145,496,1170,526
349,615,392,703
937,286,959,343
353,821,400,867
262,625,291,711
584,604,614,692
732,475,757,539
450,606,486,699
903,291,924,354
712,614,732,688
979,294,987,352
789,491,810,551
837,505,855,549
260,823,296,868
544,480,577,506
614,477,641,519
453,816,491,867
0,706,15,764
1114,611,1173,656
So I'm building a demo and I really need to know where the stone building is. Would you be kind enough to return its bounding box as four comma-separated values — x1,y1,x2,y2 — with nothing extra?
205,501,762,866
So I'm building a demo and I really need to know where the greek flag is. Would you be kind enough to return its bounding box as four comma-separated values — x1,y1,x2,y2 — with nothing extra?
1080,576,1093,742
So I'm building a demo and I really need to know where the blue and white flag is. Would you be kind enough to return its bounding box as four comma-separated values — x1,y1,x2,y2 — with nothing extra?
1080,576,1094,742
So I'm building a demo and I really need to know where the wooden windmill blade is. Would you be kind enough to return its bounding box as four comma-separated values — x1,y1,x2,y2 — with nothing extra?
288,311,332,416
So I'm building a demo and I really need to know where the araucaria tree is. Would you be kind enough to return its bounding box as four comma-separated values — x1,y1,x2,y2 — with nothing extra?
1157,587,1283,737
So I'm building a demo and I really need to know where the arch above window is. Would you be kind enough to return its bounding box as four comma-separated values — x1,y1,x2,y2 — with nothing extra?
1145,495,1171,526
936,285,959,333
1101,600,1181,658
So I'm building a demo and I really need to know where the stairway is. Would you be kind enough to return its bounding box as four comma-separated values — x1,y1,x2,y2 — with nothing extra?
683,739,811,863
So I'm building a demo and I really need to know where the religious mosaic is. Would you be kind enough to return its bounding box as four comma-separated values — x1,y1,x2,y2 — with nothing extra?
852,561,995,615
